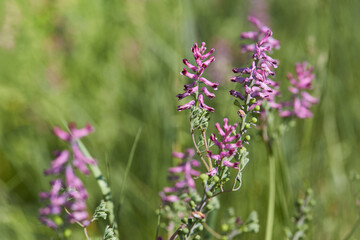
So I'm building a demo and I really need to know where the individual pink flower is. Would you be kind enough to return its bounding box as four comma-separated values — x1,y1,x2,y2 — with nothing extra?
279,62,318,118
177,42,219,112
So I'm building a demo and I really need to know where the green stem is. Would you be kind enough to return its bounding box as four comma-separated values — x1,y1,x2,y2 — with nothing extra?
265,149,275,240
78,141,119,239
344,217,360,240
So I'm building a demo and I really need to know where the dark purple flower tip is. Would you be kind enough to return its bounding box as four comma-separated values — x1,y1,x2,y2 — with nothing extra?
232,67,252,74
230,76,247,83
229,90,245,100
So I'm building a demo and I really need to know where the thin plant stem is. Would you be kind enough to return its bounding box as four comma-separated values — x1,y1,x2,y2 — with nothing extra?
265,148,276,240
203,222,222,239
84,228,90,240
155,207,161,240
78,140,119,239
120,127,142,205
344,217,360,240
191,122,210,171
200,127,213,169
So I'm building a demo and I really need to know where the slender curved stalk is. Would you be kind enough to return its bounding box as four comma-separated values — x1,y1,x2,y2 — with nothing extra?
265,150,276,240
78,141,119,238
191,121,210,171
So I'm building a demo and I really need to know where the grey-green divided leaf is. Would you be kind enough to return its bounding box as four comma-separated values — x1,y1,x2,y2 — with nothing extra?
103,225,117,240
92,200,108,221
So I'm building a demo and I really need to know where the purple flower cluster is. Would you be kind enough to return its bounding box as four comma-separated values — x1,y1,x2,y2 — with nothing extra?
240,16,280,54
279,62,318,118
177,42,219,112
39,123,96,229
230,29,280,111
207,118,243,169
159,149,201,203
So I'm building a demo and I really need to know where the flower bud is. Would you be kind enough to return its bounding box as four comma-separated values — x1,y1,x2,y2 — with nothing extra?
64,229,72,238
200,173,209,182
221,224,229,232
181,218,188,224
251,117,257,123
213,176,220,182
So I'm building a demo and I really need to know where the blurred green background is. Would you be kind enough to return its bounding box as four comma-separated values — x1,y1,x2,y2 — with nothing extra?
0,0,359,239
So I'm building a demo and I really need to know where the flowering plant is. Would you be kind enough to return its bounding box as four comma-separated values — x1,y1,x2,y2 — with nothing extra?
39,15,318,240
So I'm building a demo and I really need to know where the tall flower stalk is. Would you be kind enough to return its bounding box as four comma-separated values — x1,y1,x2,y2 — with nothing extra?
230,16,281,240
39,123,119,239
